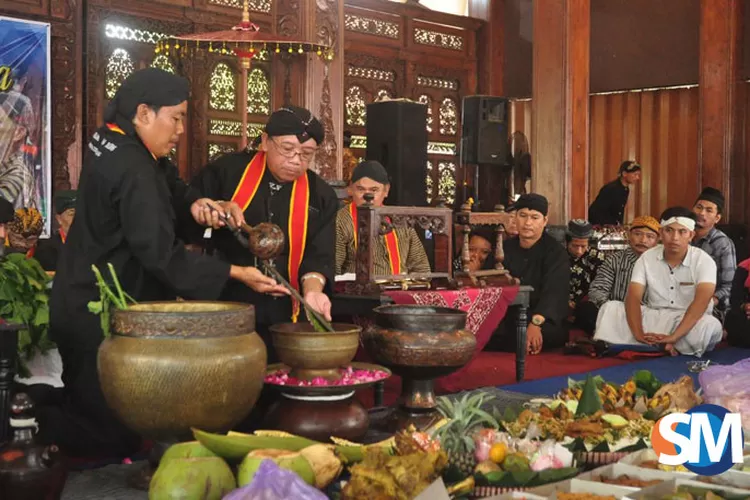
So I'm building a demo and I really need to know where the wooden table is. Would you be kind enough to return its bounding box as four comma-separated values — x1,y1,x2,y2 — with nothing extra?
332,284,534,404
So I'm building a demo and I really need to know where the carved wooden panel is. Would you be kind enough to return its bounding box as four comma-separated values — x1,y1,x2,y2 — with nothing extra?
0,0,50,17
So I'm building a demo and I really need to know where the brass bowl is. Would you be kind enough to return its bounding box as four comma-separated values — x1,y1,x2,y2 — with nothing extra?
98,301,266,441
269,322,361,381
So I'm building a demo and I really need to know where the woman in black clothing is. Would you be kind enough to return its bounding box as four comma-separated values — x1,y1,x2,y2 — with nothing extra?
726,259,750,348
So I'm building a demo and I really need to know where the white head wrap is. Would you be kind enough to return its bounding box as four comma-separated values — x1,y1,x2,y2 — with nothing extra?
660,216,695,231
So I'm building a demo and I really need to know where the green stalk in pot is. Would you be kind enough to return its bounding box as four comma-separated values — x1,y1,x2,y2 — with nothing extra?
87,263,137,337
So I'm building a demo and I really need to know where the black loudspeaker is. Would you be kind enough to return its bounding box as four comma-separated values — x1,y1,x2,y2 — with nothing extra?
365,100,428,206
460,95,509,165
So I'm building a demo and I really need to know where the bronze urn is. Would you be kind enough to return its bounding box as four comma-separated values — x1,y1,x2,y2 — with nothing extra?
363,305,476,427
97,301,266,487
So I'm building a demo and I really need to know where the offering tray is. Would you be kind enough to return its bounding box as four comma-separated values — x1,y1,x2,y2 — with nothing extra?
264,362,391,397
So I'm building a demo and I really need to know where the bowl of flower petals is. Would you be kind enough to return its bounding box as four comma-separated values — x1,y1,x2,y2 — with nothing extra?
264,362,392,397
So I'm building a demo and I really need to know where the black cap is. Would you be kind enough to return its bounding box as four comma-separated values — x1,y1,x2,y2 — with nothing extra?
513,193,548,216
696,187,725,214
54,190,77,214
567,219,594,239
350,160,390,185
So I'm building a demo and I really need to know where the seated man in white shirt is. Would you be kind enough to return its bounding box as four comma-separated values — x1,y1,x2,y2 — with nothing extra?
593,207,722,357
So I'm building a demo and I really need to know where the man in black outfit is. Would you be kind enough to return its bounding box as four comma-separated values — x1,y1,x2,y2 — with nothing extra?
35,190,77,271
488,193,570,354
588,160,642,226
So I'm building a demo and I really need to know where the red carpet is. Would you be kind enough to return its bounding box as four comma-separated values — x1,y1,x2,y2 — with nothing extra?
357,349,631,408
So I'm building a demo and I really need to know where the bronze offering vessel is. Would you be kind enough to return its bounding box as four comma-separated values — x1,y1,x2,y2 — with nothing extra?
269,322,360,381
0,393,67,500
98,301,267,489
363,304,476,430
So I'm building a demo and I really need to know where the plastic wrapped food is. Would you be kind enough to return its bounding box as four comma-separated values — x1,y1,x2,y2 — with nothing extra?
699,359,750,432
222,460,327,500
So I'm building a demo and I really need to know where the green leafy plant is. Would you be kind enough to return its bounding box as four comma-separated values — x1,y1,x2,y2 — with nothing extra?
0,253,53,377
87,263,136,337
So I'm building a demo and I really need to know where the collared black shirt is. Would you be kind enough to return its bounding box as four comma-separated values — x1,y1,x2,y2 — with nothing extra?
503,232,570,324
589,178,629,226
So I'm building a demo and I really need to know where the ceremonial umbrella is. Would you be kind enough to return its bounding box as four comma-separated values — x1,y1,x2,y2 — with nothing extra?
156,0,332,148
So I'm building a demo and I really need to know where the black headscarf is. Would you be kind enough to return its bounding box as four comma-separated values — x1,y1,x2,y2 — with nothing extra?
265,106,325,145
54,190,77,214
0,197,13,224
103,68,189,135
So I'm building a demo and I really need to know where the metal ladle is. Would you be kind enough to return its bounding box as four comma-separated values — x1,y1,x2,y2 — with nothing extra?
220,214,335,332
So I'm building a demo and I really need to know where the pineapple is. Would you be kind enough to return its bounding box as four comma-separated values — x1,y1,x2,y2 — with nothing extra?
432,392,499,479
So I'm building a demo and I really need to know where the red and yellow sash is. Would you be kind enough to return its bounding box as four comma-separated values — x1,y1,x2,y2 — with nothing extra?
231,152,309,322
60,229,67,245
348,202,401,275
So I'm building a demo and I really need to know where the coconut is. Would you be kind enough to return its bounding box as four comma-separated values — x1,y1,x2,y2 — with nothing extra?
237,449,315,487
160,441,218,463
149,457,235,500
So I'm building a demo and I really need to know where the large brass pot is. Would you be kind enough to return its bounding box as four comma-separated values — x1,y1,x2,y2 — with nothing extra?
363,304,475,413
270,323,361,380
98,302,266,441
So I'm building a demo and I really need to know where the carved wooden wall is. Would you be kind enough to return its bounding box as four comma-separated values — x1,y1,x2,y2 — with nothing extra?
0,0,83,191
342,0,482,207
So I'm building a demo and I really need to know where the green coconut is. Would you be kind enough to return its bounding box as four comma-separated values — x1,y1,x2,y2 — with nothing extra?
160,441,218,463
237,449,315,487
149,456,236,500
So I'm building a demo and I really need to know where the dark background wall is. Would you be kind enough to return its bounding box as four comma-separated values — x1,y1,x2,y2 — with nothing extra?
503,0,710,98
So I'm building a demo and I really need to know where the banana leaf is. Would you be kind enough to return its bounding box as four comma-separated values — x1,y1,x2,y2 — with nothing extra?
564,437,649,453
475,467,580,487
575,375,603,418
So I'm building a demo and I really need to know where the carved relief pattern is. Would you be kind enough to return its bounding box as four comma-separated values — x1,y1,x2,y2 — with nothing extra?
247,67,271,115
313,0,340,179
439,97,458,136
344,14,399,39
276,0,300,37
426,160,434,204
207,0,272,13
345,85,367,126
105,48,135,99
413,28,464,51
151,54,176,74
208,143,236,162
346,65,395,82
418,94,433,133
50,0,79,191
375,88,392,102
438,161,456,204
104,23,168,44
388,214,448,234
209,119,265,137
209,62,236,111
417,75,458,91
428,141,457,155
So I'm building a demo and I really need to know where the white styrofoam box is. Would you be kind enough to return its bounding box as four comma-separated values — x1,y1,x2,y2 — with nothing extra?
482,491,548,500
624,478,750,500
700,469,750,491
617,449,694,477
529,478,634,499
577,463,693,490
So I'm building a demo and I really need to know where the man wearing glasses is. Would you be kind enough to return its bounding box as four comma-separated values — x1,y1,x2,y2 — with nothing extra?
192,106,338,362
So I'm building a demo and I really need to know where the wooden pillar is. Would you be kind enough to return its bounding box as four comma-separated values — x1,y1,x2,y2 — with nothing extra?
471,0,504,96
303,0,345,181
698,0,743,222
531,0,590,224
